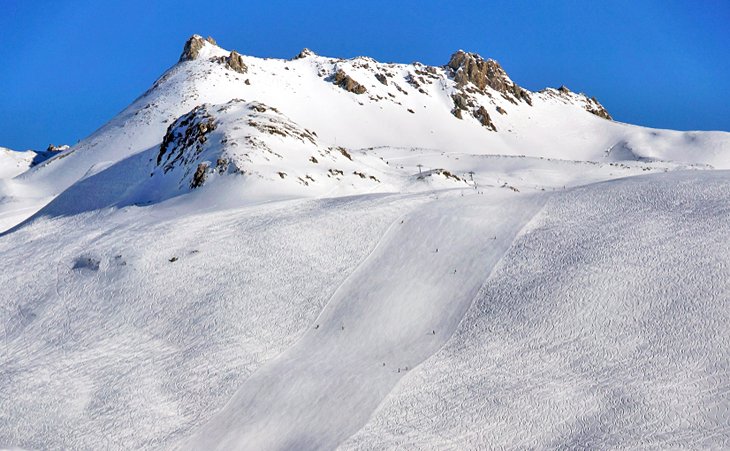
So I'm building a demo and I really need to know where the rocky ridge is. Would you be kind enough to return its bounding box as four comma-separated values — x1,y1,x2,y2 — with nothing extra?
150,99,404,196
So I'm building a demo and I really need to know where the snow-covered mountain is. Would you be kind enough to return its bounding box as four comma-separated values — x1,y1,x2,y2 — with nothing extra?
0,145,66,180
0,147,37,179
3,34,729,232
1,35,729,450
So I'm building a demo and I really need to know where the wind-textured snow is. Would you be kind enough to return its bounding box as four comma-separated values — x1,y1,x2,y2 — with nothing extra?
343,171,730,449
183,192,544,450
0,194,416,449
1,35,730,450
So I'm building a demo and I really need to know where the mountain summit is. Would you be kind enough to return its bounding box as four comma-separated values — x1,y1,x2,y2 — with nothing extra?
1,33,728,229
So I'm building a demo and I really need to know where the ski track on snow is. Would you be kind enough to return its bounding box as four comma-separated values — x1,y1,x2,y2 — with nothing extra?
183,192,545,450
341,171,730,449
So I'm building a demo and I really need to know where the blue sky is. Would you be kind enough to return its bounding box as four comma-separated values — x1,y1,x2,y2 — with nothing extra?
1,0,728,150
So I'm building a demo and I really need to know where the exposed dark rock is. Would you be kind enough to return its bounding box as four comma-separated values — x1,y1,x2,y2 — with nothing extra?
496,106,507,115
405,74,420,89
338,147,353,160
332,69,367,94
474,106,497,131
511,84,532,105
451,93,470,111
586,98,613,120
375,73,388,85
547,85,611,119
215,157,229,173
180,35,207,62
190,163,208,188
157,106,217,171
212,50,248,74
451,92,473,120
241,102,317,145
392,82,408,95
293,48,316,59
439,170,462,181
205,36,217,46
447,50,532,105
226,51,247,74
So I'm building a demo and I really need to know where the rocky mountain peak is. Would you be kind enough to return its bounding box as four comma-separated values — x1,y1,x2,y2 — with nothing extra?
293,48,317,60
447,50,531,105
179,34,218,62
448,51,506,89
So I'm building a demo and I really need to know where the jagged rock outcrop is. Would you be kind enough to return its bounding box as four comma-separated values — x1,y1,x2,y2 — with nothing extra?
148,99,392,197
179,34,217,62
447,51,532,105
212,50,248,74
293,48,316,60
191,163,208,188
585,97,612,120
544,85,612,120
451,92,471,111
474,106,497,131
157,105,217,171
450,86,496,130
333,69,367,94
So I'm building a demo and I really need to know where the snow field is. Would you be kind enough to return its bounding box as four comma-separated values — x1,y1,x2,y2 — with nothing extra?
342,170,730,449
0,193,419,449
183,189,545,450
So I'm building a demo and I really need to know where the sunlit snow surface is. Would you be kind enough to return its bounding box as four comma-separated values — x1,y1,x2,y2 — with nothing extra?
2,172,729,449
1,37,730,449
344,172,730,449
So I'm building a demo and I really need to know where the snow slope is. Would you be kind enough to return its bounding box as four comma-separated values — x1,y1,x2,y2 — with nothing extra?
0,193,420,449
183,191,545,450
343,171,730,449
2,34,730,450
3,171,728,449
0,146,58,232
0,147,36,179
